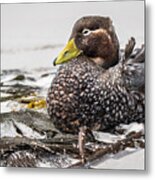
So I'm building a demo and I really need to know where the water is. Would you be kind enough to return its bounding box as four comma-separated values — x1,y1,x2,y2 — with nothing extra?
1,1,144,70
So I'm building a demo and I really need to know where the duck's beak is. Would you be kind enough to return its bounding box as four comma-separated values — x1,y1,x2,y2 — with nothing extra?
53,38,82,66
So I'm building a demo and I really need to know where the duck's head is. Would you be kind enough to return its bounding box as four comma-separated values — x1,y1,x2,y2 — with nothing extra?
54,16,120,69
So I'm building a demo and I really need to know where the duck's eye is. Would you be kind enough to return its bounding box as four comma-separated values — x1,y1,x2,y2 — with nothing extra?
82,28,91,36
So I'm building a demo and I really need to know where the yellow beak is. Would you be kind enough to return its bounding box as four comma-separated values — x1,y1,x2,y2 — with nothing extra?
53,38,82,66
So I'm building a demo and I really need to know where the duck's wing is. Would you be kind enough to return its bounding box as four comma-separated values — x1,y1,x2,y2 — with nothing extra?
121,38,145,93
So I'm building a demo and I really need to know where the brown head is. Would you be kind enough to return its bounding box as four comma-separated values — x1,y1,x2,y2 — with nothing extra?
54,16,120,69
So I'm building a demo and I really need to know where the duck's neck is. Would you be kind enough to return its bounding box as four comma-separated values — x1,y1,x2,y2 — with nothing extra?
90,55,119,69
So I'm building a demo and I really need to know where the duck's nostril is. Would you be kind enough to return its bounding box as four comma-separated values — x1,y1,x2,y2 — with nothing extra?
64,50,69,56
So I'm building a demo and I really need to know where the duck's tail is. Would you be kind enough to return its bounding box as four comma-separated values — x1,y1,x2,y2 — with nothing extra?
122,37,145,93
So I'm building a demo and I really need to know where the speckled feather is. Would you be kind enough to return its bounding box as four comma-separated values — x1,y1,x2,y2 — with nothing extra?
47,52,144,134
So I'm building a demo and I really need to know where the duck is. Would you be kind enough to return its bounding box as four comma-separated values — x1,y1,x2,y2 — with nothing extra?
47,16,145,135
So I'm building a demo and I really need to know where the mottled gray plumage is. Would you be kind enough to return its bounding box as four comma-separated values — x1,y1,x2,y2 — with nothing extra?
47,51,144,134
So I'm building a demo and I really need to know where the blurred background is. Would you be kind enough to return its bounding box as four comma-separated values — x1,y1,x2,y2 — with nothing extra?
1,1,144,70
